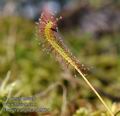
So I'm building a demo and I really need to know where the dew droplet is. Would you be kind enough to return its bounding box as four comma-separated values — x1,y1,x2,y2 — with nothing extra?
82,64,84,67
35,22,39,25
59,16,62,19
51,16,54,19
56,18,59,21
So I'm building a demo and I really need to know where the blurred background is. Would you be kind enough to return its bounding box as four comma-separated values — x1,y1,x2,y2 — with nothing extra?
0,0,120,116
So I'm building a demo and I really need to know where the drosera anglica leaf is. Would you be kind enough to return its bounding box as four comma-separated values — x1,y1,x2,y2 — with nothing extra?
36,10,114,116
37,10,89,75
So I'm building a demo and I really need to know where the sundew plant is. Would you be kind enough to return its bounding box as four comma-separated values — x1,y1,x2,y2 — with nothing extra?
37,10,114,116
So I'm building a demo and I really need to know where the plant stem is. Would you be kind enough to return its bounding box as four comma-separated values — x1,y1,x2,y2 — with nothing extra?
75,66,114,116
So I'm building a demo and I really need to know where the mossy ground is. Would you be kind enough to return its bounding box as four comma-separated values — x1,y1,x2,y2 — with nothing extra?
0,17,120,116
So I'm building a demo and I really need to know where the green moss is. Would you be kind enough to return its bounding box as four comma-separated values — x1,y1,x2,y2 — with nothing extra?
0,16,119,115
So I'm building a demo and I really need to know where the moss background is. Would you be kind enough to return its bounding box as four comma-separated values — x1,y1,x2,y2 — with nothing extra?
0,14,120,116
